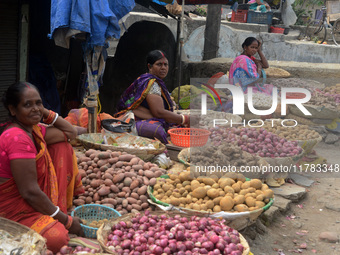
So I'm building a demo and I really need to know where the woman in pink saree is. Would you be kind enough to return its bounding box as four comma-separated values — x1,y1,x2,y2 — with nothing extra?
229,37,270,94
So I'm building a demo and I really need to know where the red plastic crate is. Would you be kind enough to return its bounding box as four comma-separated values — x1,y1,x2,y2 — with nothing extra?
270,26,284,34
231,10,248,23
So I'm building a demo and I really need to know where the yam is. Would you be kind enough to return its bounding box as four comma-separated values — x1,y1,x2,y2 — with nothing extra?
144,170,154,179
132,204,142,211
111,151,121,158
118,154,135,162
123,177,132,187
93,193,100,202
110,184,119,193
130,157,139,165
141,203,149,209
97,159,109,168
130,179,140,190
112,173,125,184
85,197,92,204
122,187,131,194
90,179,101,188
149,178,157,186
115,161,124,168
85,149,96,157
104,179,113,186
103,173,113,180
97,152,111,159
139,195,148,203
73,199,85,206
137,186,147,195
142,177,150,186
80,156,91,162
132,165,143,171
102,198,117,205
98,186,111,196
118,192,126,197
127,197,138,204
108,157,118,165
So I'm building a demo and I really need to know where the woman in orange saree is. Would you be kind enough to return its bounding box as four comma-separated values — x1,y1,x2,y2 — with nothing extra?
0,82,84,253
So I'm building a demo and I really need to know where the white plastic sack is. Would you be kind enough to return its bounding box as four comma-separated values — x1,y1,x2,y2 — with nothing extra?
281,0,297,26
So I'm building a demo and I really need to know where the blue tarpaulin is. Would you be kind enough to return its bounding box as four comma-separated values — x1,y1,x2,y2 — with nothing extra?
50,0,135,48
151,0,175,6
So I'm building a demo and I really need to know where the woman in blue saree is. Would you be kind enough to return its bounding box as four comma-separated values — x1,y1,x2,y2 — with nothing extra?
115,50,190,144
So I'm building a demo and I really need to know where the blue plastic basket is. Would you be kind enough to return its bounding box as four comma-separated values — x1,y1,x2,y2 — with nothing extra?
247,10,273,25
71,204,121,238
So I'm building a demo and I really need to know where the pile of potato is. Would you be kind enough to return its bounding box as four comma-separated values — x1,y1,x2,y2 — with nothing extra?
75,149,167,215
152,172,274,213
254,120,321,140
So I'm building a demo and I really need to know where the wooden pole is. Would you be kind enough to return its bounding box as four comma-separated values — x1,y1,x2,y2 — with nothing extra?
85,95,97,133
203,4,222,60
176,0,185,109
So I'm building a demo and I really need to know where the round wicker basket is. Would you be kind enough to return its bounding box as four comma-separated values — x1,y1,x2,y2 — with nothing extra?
97,211,250,255
77,133,165,161
0,217,46,254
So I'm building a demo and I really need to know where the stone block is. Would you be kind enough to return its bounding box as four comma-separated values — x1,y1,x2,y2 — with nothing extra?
272,196,292,212
271,183,306,202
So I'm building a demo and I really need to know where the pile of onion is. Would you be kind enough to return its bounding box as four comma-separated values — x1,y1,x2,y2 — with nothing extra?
57,245,100,254
210,127,302,158
106,210,245,255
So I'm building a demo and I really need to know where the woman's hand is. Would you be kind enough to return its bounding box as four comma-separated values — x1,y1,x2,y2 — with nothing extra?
255,40,269,69
68,216,85,236
146,94,183,124
257,40,263,52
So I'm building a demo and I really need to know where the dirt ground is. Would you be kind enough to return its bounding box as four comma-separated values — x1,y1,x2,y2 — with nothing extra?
247,143,340,255
243,74,340,254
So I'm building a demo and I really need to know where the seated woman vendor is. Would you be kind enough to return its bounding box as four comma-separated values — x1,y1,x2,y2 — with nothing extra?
0,82,84,253
115,50,190,144
248,0,271,12
229,37,269,93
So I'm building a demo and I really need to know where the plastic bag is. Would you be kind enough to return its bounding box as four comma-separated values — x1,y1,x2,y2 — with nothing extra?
281,0,297,26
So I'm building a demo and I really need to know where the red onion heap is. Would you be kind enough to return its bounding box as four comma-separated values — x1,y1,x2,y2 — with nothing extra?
210,127,303,158
106,210,245,255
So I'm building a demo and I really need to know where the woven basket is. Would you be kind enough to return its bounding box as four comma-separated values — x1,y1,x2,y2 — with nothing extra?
147,176,274,231
76,133,165,161
297,136,322,155
71,205,121,239
97,211,250,255
289,104,339,120
178,147,191,165
0,217,46,254
262,149,305,168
